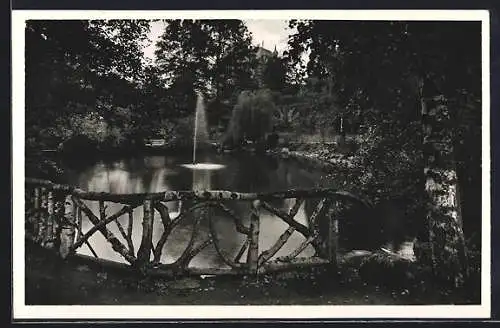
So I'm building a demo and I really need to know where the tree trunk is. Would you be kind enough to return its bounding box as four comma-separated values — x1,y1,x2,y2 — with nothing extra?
417,77,468,287
247,200,261,274
136,199,154,267
454,93,482,246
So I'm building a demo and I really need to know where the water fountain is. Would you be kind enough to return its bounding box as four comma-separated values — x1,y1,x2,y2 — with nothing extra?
181,92,225,172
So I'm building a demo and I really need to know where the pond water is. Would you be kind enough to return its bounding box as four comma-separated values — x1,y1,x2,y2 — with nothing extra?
62,150,413,268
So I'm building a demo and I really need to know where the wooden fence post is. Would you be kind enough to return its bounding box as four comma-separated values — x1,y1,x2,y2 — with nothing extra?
59,195,76,259
30,187,41,241
45,191,55,248
136,199,154,267
38,188,48,246
327,204,339,270
247,200,261,275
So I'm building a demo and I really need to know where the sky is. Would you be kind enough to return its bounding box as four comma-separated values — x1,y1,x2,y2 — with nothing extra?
142,20,294,62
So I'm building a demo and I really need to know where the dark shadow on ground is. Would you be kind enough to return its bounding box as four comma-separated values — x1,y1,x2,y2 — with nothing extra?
24,241,480,306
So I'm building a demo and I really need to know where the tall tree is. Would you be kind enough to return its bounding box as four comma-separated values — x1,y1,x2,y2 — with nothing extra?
262,55,287,91
25,20,151,147
154,19,258,126
134,64,170,136
286,20,481,286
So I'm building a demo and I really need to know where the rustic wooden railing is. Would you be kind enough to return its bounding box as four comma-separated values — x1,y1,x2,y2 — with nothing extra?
25,178,373,277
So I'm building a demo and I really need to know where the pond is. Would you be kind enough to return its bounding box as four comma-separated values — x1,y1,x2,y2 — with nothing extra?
61,150,413,268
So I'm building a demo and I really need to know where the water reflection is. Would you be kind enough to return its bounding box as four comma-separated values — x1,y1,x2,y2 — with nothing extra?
62,152,413,267
192,168,212,191
62,153,324,267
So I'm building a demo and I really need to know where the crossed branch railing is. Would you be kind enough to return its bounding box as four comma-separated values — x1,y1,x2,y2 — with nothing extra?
25,178,373,277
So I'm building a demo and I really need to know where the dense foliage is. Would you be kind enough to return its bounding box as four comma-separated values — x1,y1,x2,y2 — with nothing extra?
284,20,481,237
222,89,276,147
25,20,152,151
155,20,258,127
25,19,482,289
282,20,481,288
261,55,288,91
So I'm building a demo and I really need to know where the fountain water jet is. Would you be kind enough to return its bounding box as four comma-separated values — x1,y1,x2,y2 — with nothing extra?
192,92,208,164
181,92,225,172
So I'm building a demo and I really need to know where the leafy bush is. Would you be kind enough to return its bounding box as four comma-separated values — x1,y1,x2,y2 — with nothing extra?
156,116,196,148
355,121,422,199
25,156,65,182
222,89,276,147
52,111,108,152
358,252,424,288
71,111,109,144
157,119,178,144
266,89,347,143
100,106,134,148
58,134,99,157
34,107,138,151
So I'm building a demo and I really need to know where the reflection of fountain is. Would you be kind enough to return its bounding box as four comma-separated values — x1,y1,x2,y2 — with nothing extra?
85,161,133,194
181,92,225,172
192,168,212,191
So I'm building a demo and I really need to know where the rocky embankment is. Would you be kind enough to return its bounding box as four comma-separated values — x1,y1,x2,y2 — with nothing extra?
271,146,356,171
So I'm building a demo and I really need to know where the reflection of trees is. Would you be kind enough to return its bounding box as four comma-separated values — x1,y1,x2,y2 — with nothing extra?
144,156,166,169
220,154,274,192
275,161,321,190
81,156,186,194
149,168,167,192
81,160,145,193
107,161,131,193
70,154,356,266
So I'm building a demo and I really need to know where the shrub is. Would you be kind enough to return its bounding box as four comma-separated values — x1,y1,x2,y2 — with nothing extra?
58,134,98,154
71,111,109,144
155,116,196,148
273,91,341,135
358,252,422,288
34,108,138,151
25,156,65,182
157,119,178,145
48,111,108,152
222,89,276,147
